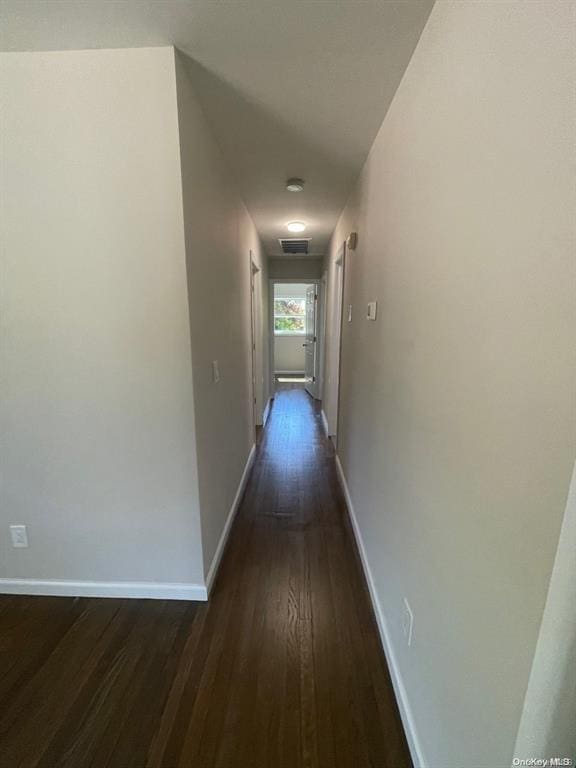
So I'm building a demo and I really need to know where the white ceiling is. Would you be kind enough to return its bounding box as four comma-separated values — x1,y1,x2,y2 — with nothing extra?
0,0,434,257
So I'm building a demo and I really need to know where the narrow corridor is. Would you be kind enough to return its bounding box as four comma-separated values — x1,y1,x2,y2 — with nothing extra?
150,385,412,766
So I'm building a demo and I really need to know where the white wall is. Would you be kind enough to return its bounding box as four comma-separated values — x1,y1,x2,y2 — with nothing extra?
274,283,311,299
268,258,323,280
513,461,576,761
0,48,204,591
175,51,267,579
323,3,576,766
274,337,305,373
0,45,267,598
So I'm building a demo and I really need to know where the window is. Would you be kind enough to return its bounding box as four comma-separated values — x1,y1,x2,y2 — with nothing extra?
274,297,306,335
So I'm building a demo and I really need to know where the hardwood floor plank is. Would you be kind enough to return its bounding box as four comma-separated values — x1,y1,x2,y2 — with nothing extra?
102,602,197,768
0,599,123,767
299,614,319,768
212,520,273,768
0,597,86,710
36,602,155,768
145,603,209,768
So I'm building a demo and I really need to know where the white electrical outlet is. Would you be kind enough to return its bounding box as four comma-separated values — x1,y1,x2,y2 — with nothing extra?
402,598,414,647
10,524,29,548
212,360,220,383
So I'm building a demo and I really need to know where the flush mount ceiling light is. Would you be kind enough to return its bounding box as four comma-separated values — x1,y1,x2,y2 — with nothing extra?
286,177,305,192
286,221,306,233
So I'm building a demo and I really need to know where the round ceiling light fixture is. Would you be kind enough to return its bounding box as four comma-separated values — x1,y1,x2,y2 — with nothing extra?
286,221,306,233
286,178,305,192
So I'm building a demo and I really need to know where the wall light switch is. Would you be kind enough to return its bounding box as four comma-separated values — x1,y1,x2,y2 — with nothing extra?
348,304,353,322
212,360,220,383
10,524,29,548
367,301,377,321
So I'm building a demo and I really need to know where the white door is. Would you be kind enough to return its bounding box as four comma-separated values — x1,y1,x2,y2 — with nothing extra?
304,284,318,398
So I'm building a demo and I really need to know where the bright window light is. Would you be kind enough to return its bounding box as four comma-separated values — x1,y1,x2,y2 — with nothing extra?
274,297,306,335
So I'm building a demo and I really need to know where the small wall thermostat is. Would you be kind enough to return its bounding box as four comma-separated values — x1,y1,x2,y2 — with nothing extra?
367,301,377,321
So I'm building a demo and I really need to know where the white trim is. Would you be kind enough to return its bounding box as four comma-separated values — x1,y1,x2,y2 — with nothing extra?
318,271,328,401
262,397,272,426
321,409,330,437
0,579,207,601
334,454,427,768
331,245,345,447
205,443,256,595
275,369,305,375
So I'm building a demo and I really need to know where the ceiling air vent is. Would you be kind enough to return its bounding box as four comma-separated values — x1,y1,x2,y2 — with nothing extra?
279,238,310,255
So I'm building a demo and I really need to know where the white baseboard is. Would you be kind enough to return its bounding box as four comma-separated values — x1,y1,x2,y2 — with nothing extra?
275,370,305,375
321,408,329,437
334,455,427,768
262,397,271,426
205,443,256,595
0,578,207,601
1,445,258,605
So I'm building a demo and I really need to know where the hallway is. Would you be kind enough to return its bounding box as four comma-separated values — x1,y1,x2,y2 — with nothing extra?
2,3,574,764
0,388,410,768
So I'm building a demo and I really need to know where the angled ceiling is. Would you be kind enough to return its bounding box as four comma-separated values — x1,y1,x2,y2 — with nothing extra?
0,0,434,256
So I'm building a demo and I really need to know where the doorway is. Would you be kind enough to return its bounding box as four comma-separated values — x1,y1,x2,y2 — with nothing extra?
249,254,262,437
270,280,322,399
326,243,345,446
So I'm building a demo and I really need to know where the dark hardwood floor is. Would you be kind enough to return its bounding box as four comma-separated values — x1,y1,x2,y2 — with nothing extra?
0,387,411,768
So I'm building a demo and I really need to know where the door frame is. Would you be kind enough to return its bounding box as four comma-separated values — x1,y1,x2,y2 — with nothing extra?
268,278,323,398
249,253,261,433
304,283,319,398
329,242,346,446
